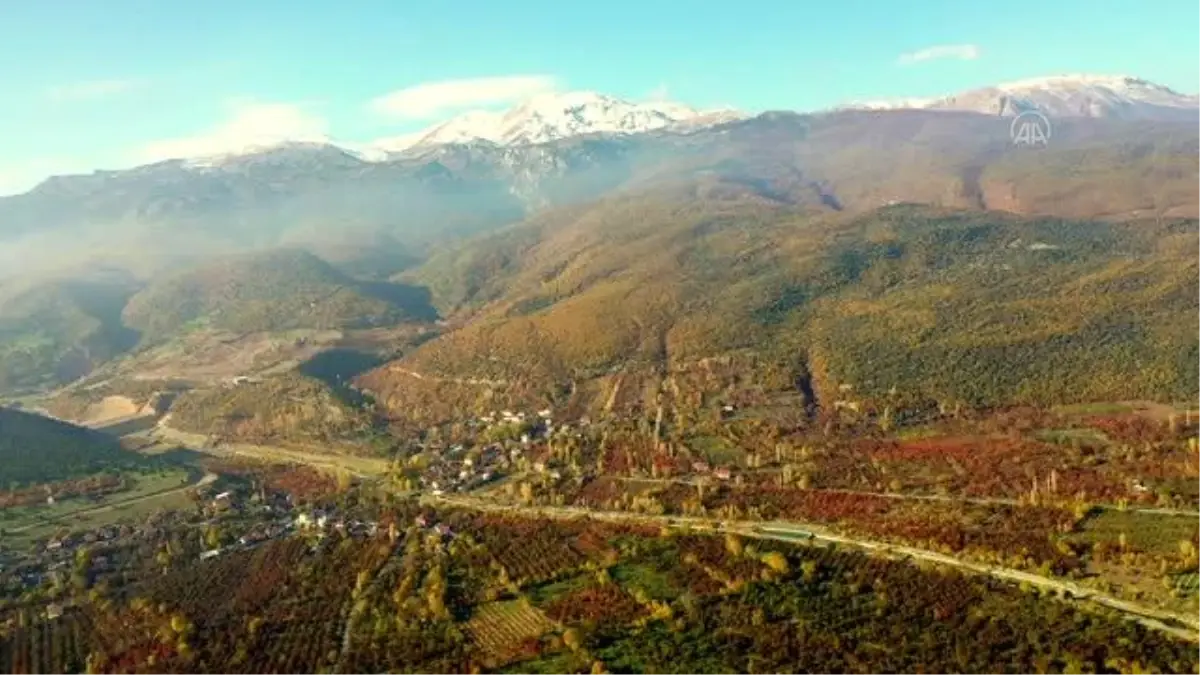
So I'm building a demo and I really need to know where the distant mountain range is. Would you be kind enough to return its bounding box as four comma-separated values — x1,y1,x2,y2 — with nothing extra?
0,74,1196,284
161,75,1200,168
163,75,1195,168
1,74,1196,409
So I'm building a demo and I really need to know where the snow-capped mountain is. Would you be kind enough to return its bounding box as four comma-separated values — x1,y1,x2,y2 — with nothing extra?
181,140,367,170
166,92,742,168
929,75,1199,119
158,76,1196,171
841,75,1199,120
835,97,937,112
370,91,742,154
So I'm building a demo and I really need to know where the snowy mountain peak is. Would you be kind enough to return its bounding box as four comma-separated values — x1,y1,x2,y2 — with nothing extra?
166,91,738,168
992,74,1167,93
839,74,1199,121
371,90,736,154
181,139,346,169
836,97,937,111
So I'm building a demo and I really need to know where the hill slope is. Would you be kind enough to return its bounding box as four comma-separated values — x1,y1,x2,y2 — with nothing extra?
0,407,148,486
121,249,424,345
167,373,387,453
0,270,141,392
361,199,1198,427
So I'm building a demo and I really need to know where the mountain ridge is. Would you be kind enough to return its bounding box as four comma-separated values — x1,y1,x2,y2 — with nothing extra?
0,81,1195,292
368,90,744,154
14,73,1194,186
840,74,1199,120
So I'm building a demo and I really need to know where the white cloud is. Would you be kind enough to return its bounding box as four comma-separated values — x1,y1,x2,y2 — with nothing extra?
897,44,981,66
369,75,558,119
46,79,143,102
136,101,330,162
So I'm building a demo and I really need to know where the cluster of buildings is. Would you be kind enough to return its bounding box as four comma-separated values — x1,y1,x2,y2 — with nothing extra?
418,444,508,495
293,507,379,539
415,408,573,495
0,518,178,597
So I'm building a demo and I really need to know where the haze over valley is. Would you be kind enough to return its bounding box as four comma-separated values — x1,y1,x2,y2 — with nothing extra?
2,75,1197,403
1,3,1198,670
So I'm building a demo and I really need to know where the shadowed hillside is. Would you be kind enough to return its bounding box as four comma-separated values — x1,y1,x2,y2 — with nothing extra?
0,407,151,486
0,270,142,393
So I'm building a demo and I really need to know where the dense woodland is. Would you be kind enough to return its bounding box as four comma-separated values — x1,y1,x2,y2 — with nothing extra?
120,249,416,346
362,205,1199,430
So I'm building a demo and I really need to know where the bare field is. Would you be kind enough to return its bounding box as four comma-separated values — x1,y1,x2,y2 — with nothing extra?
1053,400,1197,423
0,468,198,546
57,324,432,393
124,328,345,384
152,423,392,477
464,599,555,664
79,395,143,425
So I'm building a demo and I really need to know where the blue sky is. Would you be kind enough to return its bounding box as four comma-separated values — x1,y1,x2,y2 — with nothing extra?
1,0,1197,194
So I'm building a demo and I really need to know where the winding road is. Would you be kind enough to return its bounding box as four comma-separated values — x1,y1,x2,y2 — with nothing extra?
617,477,1200,519
426,493,1200,643
150,424,391,478
120,417,1200,642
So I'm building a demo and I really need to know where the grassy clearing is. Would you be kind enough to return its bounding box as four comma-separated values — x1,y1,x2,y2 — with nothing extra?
526,573,590,606
894,426,943,442
1147,475,1200,502
613,478,669,498
725,396,807,424
1172,572,1199,594
1070,510,1200,555
1034,427,1111,447
153,425,391,477
1052,402,1134,417
0,468,194,546
610,562,679,601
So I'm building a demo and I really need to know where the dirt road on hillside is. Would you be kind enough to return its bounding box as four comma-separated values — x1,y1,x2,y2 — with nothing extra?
150,424,391,477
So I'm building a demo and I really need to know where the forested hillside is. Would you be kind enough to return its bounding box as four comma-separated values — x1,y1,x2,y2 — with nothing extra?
363,200,1199,427
121,249,420,345
1,110,1194,404
168,373,388,453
